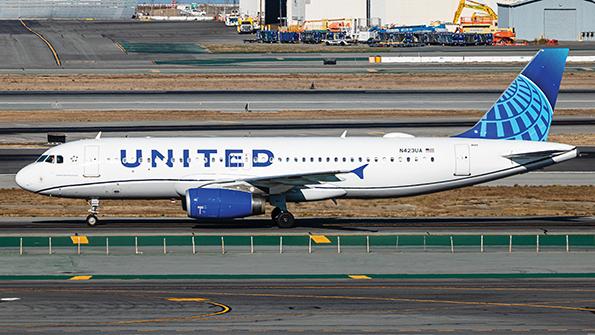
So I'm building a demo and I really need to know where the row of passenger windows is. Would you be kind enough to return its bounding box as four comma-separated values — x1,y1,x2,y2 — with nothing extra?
36,155,64,164
119,156,436,164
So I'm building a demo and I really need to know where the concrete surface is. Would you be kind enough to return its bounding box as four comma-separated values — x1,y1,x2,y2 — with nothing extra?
2,252,595,276
0,90,594,111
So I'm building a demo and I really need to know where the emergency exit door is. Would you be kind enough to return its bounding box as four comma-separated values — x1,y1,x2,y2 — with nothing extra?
84,145,100,177
454,144,470,176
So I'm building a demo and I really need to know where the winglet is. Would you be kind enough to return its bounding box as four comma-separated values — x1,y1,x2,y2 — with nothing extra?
95,131,102,139
340,130,348,138
351,164,368,180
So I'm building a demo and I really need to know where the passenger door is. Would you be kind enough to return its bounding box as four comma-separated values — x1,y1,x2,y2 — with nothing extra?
84,145,100,177
454,144,470,176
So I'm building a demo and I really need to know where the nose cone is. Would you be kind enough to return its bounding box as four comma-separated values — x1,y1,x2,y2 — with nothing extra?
15,165,37,192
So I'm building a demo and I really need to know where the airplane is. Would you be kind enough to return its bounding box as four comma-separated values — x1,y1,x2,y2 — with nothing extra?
15,48,577,228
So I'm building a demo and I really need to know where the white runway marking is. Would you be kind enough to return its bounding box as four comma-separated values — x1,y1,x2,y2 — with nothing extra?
1,298,20,302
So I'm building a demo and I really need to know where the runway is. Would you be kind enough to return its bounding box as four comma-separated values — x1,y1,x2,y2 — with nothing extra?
1,89,594,111
0,279,594,334
0,216,593,235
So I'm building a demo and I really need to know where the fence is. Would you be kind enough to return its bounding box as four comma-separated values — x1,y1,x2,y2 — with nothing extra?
1,234,594,256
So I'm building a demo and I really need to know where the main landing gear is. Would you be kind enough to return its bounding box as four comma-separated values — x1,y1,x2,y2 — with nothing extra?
271,207,295,229
86,198,100,227
270,195,295,228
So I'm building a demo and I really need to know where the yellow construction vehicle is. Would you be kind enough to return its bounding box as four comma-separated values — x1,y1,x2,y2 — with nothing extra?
453,0,516,44
453,0,497,26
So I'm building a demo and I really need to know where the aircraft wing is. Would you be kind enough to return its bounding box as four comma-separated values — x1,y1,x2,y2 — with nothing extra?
243,164,368,194
193,164,368,195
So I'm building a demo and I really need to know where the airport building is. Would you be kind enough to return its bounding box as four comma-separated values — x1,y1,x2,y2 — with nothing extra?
242,0,500,27
0,0,136,20
498,0,595,41
369,0,499,26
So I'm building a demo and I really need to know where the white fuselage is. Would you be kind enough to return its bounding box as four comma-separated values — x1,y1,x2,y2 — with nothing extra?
15,136,577,201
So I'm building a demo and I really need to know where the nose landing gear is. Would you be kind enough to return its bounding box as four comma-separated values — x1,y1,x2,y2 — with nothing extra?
86,198,100,227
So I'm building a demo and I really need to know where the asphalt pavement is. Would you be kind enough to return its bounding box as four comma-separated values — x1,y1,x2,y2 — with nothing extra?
0,216,593,235
1,20,595,73
1,279,594,334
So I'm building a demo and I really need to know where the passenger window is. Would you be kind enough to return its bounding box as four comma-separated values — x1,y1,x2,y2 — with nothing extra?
57,155,64,164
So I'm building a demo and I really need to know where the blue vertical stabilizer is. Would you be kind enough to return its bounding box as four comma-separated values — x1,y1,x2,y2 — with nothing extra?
455,48,568,142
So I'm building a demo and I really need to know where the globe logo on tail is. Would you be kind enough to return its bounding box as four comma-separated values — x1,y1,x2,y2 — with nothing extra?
458,74,553,142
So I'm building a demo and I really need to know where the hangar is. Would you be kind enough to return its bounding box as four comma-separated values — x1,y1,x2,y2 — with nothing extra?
239,0,287,25
241,0,501,26
498,0,595,41
0,0,136,20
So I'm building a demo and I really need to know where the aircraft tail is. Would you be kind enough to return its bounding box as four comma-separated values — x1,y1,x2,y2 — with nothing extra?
455,48,569,142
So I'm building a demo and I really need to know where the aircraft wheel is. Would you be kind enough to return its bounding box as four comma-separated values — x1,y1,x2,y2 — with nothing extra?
86,214,98,227
276,211,295,229
271,207,282,221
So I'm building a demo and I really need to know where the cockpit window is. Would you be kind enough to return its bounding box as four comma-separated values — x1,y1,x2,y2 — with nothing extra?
38,155,64,164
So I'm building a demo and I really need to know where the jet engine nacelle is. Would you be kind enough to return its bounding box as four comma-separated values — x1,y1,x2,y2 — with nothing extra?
184,188,265,219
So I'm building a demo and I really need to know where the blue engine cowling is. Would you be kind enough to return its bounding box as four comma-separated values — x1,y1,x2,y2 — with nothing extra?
185,188,265,219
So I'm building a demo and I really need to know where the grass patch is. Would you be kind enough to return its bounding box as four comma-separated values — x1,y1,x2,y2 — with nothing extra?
119,42,206,54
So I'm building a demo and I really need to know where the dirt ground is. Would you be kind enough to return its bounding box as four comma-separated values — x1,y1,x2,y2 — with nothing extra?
0,108,592,122
0,133,593,148
0,186,592,218
0,109,485,123
0,72,593,91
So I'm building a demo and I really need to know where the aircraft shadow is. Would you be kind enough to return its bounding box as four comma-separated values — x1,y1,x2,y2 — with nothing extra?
26,215,594,232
